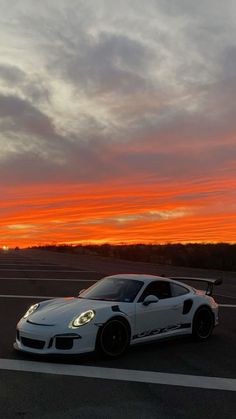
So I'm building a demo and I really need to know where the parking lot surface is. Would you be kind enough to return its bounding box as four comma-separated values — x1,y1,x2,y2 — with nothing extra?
0,249,235,418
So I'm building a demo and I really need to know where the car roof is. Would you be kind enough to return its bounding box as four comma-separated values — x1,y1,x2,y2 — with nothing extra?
104,274,194,292
105,274,169,282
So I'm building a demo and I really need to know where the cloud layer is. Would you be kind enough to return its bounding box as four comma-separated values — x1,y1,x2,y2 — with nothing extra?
0,0,236,246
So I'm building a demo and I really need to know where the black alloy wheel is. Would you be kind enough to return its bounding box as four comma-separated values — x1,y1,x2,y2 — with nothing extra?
192,307,214,340
98,319,130,357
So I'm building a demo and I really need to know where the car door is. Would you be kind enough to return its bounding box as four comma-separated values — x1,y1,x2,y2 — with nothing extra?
133,280,182,341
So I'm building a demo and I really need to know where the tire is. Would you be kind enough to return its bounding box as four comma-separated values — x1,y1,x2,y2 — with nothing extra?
96,318,130,357
192,307,214,341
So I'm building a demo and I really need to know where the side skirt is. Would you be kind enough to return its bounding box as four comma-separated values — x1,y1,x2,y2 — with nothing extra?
131,323,191,345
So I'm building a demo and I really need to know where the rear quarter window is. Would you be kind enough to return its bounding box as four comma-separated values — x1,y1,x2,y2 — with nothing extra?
172,283,189,297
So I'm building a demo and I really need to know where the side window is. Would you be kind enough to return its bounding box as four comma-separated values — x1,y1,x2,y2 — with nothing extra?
171,283,189,297
138,281,171,302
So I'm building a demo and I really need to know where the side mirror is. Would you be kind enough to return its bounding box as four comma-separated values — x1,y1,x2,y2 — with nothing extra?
143,295,159,306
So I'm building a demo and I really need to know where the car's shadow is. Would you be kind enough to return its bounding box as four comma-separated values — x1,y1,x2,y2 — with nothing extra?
12,332,223,369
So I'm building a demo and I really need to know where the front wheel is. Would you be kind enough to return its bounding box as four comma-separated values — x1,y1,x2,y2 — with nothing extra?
192,307,214,341
96,318,130,357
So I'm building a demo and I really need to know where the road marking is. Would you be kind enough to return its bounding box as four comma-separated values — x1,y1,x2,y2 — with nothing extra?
0,269,97,272
0,294,56,299
0,358,235,391
0,264,58,267
0,277,97,282
219,304,236,308
215,294,236,300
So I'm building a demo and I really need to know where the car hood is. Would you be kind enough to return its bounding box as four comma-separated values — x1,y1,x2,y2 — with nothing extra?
27,297,124,326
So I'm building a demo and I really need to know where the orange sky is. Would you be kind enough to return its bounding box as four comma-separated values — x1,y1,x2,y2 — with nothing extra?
1,174,236,248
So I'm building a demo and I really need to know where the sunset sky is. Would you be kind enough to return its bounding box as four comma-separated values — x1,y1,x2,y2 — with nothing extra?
0,0,236,248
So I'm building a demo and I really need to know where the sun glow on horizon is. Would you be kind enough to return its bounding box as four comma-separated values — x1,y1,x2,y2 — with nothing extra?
1,175,236,248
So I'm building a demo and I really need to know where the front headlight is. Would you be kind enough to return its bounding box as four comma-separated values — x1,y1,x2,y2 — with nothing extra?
23,303,39,319
70,309,95,328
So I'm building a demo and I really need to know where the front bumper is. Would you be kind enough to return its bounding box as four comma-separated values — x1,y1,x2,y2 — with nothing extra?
14,321,98,355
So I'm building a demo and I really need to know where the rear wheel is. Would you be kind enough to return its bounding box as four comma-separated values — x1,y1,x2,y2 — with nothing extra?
192,307,214,341
97,318,130,357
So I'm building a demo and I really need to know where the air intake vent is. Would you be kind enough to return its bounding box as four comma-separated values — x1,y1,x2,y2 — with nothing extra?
21,337,45,349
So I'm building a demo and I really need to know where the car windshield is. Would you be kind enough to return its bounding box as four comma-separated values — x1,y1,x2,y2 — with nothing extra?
79,277,144,303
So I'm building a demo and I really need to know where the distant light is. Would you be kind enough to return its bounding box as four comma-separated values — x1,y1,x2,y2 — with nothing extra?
2,246,9,251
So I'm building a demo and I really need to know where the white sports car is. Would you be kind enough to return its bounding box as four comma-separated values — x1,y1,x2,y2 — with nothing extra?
14,274,222,357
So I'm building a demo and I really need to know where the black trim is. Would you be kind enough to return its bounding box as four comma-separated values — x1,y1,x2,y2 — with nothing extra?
27,319,55,326
111,305,121,312
180,323,191,328
21,337,45,349
55,337,74,350
183,299,193,314
54,333,81,338
48,338,53,348
50,334,81,350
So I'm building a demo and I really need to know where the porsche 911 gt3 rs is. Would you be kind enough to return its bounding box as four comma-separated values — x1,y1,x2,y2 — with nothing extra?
14,274,222,357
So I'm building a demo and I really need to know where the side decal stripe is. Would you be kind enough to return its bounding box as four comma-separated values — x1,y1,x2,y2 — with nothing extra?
133,323,191,340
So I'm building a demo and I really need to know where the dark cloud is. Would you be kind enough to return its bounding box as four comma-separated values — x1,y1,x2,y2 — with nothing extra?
16,3,155,95
220,46,236,80
157,0,230,20
1,119,235,187
0,62,50,104
0,0,235,188
66,32,152,94
41,28,154,95
0,63,25,84
23,80,50,104
0,94,56,139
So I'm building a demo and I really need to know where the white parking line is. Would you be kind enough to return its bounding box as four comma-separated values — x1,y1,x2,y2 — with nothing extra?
0,294,55,299
0,269,97,272
219,304,236,308
0,264,58,267
215,294,236,300
0,358,235,391
0,277,97,282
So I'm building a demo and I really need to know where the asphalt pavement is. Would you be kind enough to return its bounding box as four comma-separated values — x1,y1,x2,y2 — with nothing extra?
0,249,235,418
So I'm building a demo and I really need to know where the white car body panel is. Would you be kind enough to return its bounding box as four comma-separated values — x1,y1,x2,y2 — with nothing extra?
14,274,220,356
134,298,181,339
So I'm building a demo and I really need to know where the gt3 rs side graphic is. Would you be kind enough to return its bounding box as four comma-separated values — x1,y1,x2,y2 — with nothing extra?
132,323,191,340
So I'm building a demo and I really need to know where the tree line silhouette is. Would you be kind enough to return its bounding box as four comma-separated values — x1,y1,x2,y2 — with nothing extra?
35,243,236,271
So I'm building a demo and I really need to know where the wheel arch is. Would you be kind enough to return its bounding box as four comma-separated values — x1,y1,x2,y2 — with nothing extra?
97,314,132,334
95,315,132,355
193,304,214,318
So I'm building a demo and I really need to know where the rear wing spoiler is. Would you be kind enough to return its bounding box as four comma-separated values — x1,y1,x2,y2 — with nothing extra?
169,277,223,296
